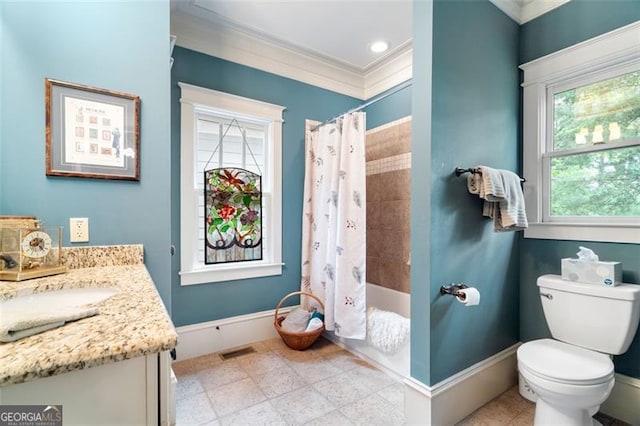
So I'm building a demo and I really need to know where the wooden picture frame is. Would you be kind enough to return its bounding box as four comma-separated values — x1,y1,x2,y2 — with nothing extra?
46,78,140,180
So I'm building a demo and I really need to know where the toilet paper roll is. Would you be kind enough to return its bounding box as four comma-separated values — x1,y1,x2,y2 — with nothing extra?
456,287,480,306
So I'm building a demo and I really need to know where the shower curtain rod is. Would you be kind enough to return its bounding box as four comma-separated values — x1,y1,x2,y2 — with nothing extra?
310,80,412,132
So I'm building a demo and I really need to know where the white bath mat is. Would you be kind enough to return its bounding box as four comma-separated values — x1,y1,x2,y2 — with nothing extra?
366,307,410,354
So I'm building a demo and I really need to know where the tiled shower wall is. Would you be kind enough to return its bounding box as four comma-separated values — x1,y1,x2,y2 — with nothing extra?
365,116,412,294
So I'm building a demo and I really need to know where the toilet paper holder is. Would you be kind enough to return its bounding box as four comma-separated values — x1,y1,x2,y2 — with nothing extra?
440,283,469,297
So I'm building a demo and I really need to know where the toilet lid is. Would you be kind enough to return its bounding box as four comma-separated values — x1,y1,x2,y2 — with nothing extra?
518,339,614,385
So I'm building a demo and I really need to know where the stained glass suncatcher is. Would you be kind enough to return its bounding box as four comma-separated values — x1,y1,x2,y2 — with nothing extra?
204,168,262,264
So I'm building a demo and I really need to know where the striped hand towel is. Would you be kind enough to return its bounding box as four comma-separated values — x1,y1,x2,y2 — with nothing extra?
473,165,528,232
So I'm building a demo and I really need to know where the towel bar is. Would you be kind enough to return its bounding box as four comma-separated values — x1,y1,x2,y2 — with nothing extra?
454,166,525,183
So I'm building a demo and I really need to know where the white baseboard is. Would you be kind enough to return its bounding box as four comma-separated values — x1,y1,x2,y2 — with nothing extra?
404,344,520,425
173,306,295,361
601,373,640,426
403,342,639,426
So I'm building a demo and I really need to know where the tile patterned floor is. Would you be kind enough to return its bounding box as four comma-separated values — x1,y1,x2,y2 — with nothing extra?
172,337,404,426
173,337,630,426
456,386,630,426
456,386,536,426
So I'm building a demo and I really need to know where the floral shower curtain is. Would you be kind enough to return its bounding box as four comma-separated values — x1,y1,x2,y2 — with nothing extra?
301,112,367,339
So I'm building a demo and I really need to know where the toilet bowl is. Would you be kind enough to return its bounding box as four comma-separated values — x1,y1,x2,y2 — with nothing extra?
518,339,614,425
518,275,640,425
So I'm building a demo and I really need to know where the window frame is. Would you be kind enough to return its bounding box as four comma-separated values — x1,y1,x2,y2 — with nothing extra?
196,114,269,174
520,21,640,244
178,82,285,285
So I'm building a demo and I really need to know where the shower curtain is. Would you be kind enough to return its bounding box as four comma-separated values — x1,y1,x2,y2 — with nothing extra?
301,112,366,340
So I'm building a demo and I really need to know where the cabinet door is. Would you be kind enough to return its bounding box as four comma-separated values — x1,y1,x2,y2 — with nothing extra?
0,355,158,425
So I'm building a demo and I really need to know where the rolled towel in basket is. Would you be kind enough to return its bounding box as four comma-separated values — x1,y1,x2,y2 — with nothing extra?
366,307,410,354
281,307,311,332
305,317,323,332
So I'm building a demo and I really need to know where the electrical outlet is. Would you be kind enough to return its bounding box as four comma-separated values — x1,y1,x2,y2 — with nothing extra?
69,218,89,243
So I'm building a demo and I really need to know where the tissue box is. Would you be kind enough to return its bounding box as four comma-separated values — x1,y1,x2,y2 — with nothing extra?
561,258,622,286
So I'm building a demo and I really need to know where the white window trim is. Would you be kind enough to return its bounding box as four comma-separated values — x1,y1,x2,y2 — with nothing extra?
179,82,285,285
520,21,640,244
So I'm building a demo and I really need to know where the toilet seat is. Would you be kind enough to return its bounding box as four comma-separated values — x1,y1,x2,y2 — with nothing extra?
518,339,614,386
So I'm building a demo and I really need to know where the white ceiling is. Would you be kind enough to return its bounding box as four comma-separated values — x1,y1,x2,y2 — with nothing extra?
184,0,413,71
170,0,570,99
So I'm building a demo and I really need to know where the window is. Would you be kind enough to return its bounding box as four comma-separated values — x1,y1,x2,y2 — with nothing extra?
179,83,285,285
547,69,639,220
521,22,640,243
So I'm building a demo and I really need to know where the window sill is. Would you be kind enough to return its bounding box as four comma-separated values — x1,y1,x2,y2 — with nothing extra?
524,223,640,244
180,262,284,286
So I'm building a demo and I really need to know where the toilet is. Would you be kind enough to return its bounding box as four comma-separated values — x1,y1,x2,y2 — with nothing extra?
517,274,640,426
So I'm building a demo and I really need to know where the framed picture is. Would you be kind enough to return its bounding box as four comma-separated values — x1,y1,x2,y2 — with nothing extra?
46,78,140,180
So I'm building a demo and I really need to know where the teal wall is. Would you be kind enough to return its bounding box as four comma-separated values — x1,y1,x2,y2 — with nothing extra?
365,82,412,130
1,0,634,385
427,0,520,384
170,46,361,327
520,0,640,63
520,0,640,379
0,1,172,308
410,0,433,385
169,49,411,327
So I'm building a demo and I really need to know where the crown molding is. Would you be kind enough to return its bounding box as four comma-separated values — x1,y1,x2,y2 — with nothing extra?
364,44,413,100
520,20,640,84
171,11,364,98
191,0,366,74
171,1,572,99
171,10,412,100
489,0,523,23
490,0,571,24
520,0,571,23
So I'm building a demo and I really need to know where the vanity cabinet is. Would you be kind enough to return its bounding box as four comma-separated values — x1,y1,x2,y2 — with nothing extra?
0,351,173,425
0,251,177,425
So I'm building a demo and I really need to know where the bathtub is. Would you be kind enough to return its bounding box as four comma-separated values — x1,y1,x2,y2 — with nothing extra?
325,283,410,379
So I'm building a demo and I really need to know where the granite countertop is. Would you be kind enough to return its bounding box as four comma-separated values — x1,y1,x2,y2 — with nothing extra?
0,245,177,387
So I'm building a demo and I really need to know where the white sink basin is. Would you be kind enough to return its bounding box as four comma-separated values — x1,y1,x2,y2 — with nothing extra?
1,288,118,314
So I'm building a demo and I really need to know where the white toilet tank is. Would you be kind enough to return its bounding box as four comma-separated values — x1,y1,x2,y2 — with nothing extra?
538,274,640,355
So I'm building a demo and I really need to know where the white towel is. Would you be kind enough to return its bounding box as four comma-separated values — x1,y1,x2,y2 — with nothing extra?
0,306,99,342
471,165,528,232
280,307,311,332
467,172,482,195
478,166,507,201
366,307,410,354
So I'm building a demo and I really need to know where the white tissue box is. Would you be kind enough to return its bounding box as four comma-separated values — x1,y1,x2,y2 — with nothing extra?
561,258,622,286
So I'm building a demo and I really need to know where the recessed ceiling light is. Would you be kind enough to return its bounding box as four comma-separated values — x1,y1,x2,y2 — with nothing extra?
369,40,389,53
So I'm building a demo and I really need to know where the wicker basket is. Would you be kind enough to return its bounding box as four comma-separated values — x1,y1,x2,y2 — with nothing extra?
274,291,325,351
